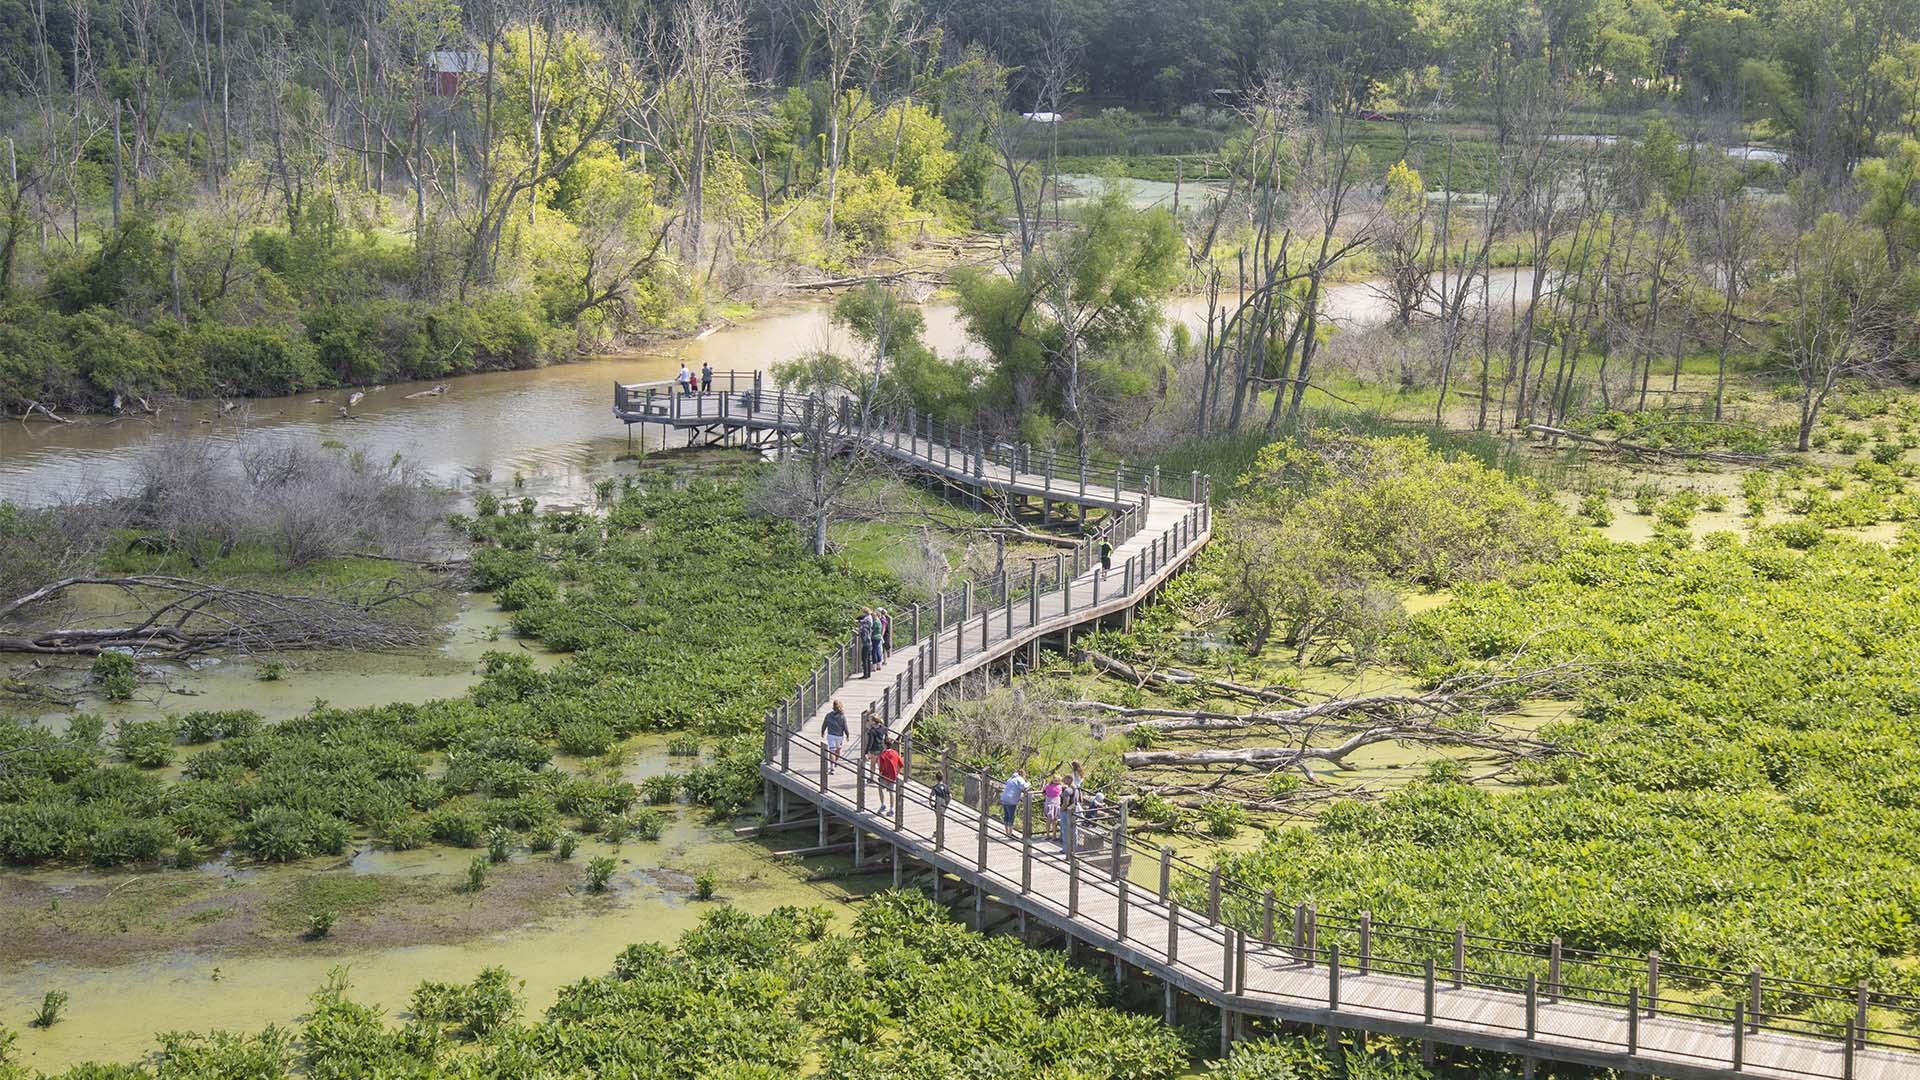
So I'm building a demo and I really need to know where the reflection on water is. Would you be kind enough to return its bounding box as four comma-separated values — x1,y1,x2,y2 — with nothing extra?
0,303,981,509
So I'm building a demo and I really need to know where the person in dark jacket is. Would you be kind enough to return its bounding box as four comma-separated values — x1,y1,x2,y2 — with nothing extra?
822,700,849,773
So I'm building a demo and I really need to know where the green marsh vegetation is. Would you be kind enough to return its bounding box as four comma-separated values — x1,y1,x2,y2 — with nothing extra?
931,424,1920,1023
0,469,890,869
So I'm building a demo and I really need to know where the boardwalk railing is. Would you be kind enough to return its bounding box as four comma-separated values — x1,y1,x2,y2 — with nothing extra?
610,379,1920,1079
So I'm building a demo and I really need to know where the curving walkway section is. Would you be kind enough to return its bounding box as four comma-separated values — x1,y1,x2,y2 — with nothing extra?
614,375,1919,1080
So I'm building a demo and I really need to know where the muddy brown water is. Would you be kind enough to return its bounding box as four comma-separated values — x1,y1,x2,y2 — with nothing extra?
0,274,1546,508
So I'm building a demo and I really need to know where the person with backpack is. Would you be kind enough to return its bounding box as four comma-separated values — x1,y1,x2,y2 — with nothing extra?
822,700,849,773
862,709,888,775
998,768,1030,835
876,738,903,815
931,772,951,805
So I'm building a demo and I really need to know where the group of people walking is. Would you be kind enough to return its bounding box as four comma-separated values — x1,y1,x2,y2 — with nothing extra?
820,696,904,815
675,362,715,394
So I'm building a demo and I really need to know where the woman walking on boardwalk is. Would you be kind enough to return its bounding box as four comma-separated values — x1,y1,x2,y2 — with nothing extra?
822,700,849,773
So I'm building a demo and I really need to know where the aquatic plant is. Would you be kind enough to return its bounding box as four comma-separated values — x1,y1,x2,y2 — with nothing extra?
305,910,337,940
692,870,717,900
584,856,616,892
464,855,488,893
31,991,67,1029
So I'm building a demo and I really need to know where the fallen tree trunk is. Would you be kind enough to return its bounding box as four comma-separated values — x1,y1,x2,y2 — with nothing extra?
1078,649,1318,706
0,576,435,657
1524,424,1780,467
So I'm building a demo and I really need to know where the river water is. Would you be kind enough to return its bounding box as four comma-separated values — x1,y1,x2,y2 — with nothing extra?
0,268,1548,508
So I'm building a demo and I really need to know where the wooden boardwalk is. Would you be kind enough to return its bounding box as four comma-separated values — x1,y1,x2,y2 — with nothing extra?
614,376,1920,1080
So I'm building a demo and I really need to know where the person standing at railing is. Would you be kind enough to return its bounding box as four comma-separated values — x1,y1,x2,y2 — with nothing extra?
876,607,892,663
998,768,1030,836
857,610,876,678
1043,775,1062,831
701,362,713,395
931,772,951,805
676,364,692,395
1099,535,1113,576
822,700,849,773
876,737,903,815
867,610,885,671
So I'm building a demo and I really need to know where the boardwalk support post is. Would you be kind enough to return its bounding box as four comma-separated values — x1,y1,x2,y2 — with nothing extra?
1628,986,1639,1054
1117,878,1129,939
1328,944,1341,1009
1549,937,1562,1000
1208,868,1221,922
1359,912,1372,975
1263,889,1275,942
1648,952,1660,1014
1021,795,1033,892
1734,1002,1745,1070
1749,967,1763,1030
1454,925,1467,987
1423,959,1436,1024
1159,848,1172,901
1525,974,1537,1039
1167,902,1180,966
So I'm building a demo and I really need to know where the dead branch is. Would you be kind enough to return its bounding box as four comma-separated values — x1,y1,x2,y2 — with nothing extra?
0,576,436,658
1079,648,1320,706
1524,424,1781,467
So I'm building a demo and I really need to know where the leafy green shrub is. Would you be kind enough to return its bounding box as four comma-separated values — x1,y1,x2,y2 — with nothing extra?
666,736,702,757
554,831,579,860
628,808,664,841
176,710,261,743
639,775,678,805
464,855,489,893
1654,492,1699,529
425,806,486,849
555,720,615,757
1578,493,1613,526
114,720,177,768
1632,483,1660,515
306,910,338,940
497,574,558,612
91,652,137,701
1199,800,1246,839
584,856,616,892
411,967,520,1038
1764,521,1827,550
485,827,512,864
383,816,429,851
692,870,717,900
1872,443,1903,465
240,807,349,863
86,818,175,866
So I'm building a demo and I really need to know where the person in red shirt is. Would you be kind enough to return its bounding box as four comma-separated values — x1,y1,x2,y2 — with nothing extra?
876,738,903,816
